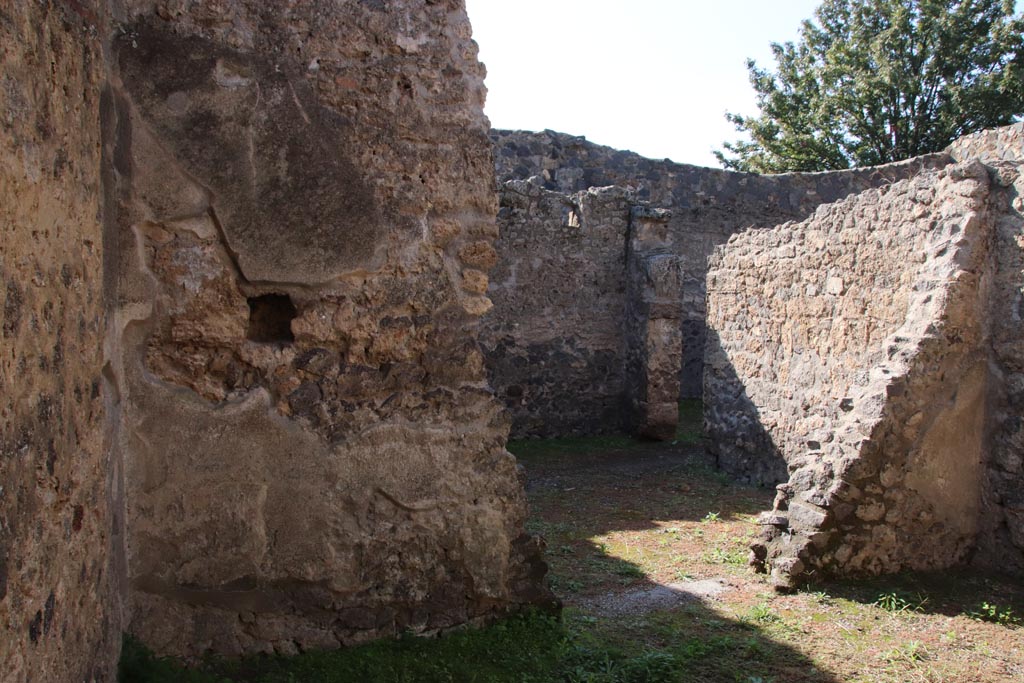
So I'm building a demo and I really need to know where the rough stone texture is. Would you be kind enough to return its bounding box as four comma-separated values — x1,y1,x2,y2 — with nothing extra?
100,0,550,659
481,181,634,437
0,2,122,681
624,208,682,440
948,122,1024,164
706,142,1024,587
485,129,949,438
976,161,1024,576
706,167,993,488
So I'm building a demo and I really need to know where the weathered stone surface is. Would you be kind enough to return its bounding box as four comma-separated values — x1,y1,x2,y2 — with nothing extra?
975,160,1024,575
481,183,633,437
101,0,551,659
705,145,1024,585
624,211,683,440
948,122,1024,164
4,0,1023,671
488,129,951,412
0,2,122,681
484,130,950,440
115,22,382,285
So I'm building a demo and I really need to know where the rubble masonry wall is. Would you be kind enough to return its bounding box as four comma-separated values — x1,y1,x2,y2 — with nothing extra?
2,0,552,673
1,2,122,681
485,129,947,438
706,125,1024,586
106,0,550,658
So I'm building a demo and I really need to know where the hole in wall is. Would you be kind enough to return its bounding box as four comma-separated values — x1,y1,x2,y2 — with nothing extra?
247,294,296,343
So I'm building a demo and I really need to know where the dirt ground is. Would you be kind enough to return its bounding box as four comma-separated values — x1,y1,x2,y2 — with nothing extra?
513,424,1024,683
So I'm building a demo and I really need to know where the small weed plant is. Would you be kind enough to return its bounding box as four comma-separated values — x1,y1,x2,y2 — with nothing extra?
882,640,929,665
748,602,780,625
703,547,747,566
873,591,927,613
969,601,1021,626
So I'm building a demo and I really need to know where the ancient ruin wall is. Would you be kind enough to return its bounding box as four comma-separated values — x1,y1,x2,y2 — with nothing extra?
948,122,1024,163
104,1,549,658
977,161,1024,575
484,130,949,439
1,2,122,681
481,182,633,437
706,162,1001,587
944,122,1024,574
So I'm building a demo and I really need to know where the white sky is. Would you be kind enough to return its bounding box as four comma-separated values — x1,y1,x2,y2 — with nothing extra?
466,0,1023,168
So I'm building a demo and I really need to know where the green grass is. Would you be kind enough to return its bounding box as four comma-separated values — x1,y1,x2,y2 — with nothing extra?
968,601,1022,626
118,611,699,683
873,591,928,614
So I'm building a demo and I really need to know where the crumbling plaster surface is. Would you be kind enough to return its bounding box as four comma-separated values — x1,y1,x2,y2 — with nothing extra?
102,0,550,658
1,1,122,681
706,150,1024,587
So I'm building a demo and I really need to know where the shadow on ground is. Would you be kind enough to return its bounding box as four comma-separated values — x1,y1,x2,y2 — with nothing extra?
512,417,842,683
810,567,1024,620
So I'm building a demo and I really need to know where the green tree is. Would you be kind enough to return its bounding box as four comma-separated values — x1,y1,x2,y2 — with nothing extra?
716,0,1024,173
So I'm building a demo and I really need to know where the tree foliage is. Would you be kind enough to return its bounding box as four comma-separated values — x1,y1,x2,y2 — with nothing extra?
716,0,1024,173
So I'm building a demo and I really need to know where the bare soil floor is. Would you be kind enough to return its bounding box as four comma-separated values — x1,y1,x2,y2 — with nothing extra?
512,413,1024,683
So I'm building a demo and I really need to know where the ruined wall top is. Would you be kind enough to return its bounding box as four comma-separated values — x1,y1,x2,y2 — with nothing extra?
491,128,951,213
947,122,1024,163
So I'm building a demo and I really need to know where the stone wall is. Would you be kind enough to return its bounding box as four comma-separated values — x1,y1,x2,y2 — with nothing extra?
705,151,1024,587
481,182,633,437
485,129,948,438
102,1,550,658
623,208,683,440
0,2,122,681
946,122,1024,576
977,162,1024,576
948,122,1024,163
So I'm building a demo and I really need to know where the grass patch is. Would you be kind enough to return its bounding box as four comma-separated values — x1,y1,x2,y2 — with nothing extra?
968,601,1022,626
747,602,780,625
118,611,709,683
873,591,928,614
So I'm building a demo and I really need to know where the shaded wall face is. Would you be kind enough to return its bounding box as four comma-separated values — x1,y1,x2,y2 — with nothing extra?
482,183,633,438
0,2,121,681
979,160,1024,574
707,162,1004,586
107,2,548,657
